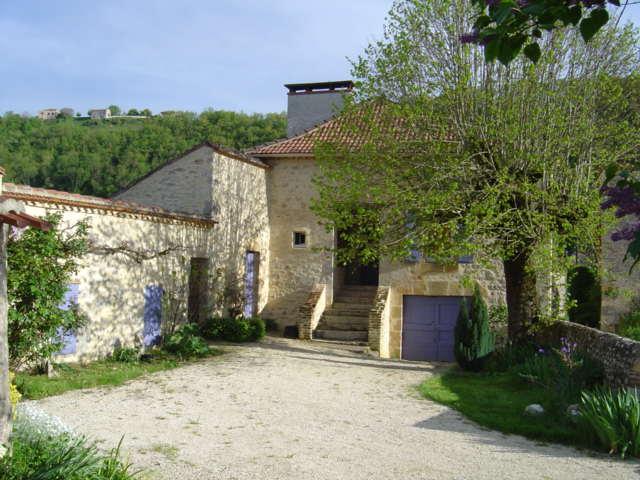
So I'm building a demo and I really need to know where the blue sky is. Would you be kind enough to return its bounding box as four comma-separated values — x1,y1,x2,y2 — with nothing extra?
1,1,639,116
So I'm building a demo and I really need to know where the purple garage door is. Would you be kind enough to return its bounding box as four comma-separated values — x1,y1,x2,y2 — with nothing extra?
402,296,463,362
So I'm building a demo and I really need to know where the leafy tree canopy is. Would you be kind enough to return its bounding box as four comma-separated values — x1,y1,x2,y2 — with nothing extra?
462,0,624,64
0,109,286,197
312,0,639,339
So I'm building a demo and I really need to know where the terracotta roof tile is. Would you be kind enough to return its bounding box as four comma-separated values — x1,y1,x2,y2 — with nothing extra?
2,183,216,227
247,103,408,157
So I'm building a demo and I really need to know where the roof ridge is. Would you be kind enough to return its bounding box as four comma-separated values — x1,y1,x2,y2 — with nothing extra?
3,183,216,226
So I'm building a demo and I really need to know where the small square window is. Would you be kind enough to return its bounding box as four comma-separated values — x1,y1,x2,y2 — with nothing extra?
293,231,307,248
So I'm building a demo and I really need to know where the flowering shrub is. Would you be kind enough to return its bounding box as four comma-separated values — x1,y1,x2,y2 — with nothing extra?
9,372,21,415
601,172,640,271
14,402,75,438
512,338,603,406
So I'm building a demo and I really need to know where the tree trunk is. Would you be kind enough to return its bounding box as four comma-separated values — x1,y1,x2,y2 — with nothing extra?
0,224,11,458
503,250,539,341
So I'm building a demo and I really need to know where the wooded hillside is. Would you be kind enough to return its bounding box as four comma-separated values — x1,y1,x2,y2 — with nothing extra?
0,110,286,197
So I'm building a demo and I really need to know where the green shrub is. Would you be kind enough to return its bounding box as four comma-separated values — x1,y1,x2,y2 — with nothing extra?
263,318,279,332
248,317,266,341
0,417,138,479
513,343,604,408
454,285,494,371
485,341,537,372
201,316,265,342
580,387,640,458
111,346,139,363
163,323,210,359
7,214,89,370
617,306,640,342
567,266,601,328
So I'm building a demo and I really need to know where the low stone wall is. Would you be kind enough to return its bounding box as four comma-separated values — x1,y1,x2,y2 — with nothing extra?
368,287,391,357
538,321,640,387
297,284,327,340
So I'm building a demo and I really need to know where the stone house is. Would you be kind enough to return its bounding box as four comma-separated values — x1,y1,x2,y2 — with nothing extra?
5,80,632,364
37,109,60,120
88,109,111,120
114,80,506,361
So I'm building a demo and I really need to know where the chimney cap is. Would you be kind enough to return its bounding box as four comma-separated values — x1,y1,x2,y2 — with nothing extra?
285,80,353,94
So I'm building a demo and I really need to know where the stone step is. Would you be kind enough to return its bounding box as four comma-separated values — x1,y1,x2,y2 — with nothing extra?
313,329,369,342
318,315,369,330
310,339,369,351
324,306,371,317
337,288,378,296
334,295,377,305
317,322,368,332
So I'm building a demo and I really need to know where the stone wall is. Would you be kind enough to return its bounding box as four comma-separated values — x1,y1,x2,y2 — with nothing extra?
368,286,391,356
21,201,215,363
261,157,334,327
298,284,327,340
601,227,640,332
538,321,640,387
116,145,214,217
379,259,506,358
116,144,271,317
210,151,270,315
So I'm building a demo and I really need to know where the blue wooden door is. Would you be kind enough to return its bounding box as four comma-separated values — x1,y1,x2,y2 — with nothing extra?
402,296,462,362
143,285,163,346
57,284,79,355
243,252,258,318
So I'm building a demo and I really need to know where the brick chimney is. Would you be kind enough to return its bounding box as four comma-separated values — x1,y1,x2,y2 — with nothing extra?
285,80,353,137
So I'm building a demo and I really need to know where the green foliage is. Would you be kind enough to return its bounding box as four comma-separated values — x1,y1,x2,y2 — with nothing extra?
111,346,140,363
485,341,537,372
7,214,89,370
162,323,210,359
465,0,618,64
511,346,604,407
580,387,640,458
313,0,638,337
0,110,286,197
0,417,138,479
567,266,601,328
454,286,494,371
201,316,266,342
618,305,640,341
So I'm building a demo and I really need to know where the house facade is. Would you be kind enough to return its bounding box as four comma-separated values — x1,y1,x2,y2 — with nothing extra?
6,80,632,364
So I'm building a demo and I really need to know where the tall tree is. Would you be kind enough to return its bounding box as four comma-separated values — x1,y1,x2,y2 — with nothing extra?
462,0,624,64
312,0,639,339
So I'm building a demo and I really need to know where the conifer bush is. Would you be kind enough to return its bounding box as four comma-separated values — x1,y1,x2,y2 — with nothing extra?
454,285,494,371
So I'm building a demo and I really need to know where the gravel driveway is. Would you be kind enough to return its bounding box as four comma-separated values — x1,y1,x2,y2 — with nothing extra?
38,337,638,480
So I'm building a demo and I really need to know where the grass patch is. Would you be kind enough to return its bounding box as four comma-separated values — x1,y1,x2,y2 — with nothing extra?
420,368,581,446
16,349,222,400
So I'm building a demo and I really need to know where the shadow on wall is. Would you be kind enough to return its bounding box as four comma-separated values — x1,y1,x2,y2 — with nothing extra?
69,213,214,361
210,154,269,319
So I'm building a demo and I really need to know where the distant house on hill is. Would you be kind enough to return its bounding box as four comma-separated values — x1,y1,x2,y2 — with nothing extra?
88,109,111,120
37,108,60,120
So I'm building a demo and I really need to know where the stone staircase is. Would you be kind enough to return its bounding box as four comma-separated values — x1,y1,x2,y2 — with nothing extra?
313,285,377,344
